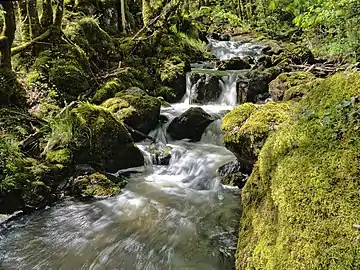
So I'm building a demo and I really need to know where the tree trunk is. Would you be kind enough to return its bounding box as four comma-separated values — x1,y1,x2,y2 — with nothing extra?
41,0,54,29
28,0,41,38
0,2,16,69
142,0,152,26
18,0,30,41
120,0,127,34
54,0,64,29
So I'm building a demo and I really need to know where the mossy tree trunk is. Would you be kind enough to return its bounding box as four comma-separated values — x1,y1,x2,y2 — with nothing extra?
18,0,30,41
120,0,127,34
54,0,64,29
41,0,54,29
142,0,152,26
0,1,16,69
28,0,41,39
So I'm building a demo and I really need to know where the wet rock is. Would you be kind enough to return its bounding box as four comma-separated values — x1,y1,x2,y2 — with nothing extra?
237,67,282,103
218,161,251,189
269,71,315,101
189,73,222,104
147,144,172,166
102,87,161,141
217,57,251,70
167,107,215,142
254,55,272,68
71,172,125,200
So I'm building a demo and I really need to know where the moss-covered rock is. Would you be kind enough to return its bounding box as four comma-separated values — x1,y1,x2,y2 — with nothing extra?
159,56,190,102
0,138,64,214
236,72,360,269
71,172,124,199
44,103,144,172
217,161,250,189
222,102,295,166
91,69,146,104
217,57,251,70
269,71,315,101
27,43,90,102
64,17,119,69
0,69,26,107
102,88,161,140
283,78,324,101
167,107,215,142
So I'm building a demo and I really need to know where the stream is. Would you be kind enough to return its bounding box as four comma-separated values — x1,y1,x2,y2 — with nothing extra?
0,39,262,270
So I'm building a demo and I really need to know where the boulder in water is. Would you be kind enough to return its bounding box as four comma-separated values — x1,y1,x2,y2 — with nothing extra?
237,67,282,103
217,57,251,70
167,107,215,142
147,144,172,165
102,87,161,141
269,71,315,101
44,103,144,173
71,172,126,200
189,73,223,104
218,160,251,189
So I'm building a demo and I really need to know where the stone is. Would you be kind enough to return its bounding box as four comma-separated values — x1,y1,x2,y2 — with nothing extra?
217,57,251,70
188,72,222,104
167,107,215,142
269,71,315,101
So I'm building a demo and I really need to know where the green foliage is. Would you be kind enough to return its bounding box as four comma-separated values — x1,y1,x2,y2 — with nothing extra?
236,72,360,269
0,69,26,107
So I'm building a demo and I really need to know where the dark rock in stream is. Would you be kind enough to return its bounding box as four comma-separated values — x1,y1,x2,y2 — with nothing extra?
147,144,172,166
189,73,223,104
217,57,251,70
218,161,251,189
167,107,216,142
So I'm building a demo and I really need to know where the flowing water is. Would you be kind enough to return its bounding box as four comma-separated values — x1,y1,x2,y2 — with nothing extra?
0,38,262,270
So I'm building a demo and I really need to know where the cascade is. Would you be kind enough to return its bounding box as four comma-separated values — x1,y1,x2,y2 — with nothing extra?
0,37,264,270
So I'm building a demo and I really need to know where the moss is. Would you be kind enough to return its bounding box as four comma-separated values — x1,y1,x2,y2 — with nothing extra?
64,17,119,68
222,102,295,164
102,90,161,139
46,148,72,165
236,72,360,269
0,69,26,107
283,78,324,101
269,71,315,101
92,69,146,104
44,103,144,172
160,56,186,84
27,43,91,102
72,172,121,199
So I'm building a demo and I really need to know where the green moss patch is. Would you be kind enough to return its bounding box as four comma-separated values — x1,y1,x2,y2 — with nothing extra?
236,72,360,269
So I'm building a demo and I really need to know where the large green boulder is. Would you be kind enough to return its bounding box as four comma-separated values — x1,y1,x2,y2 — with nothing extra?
269,71,315,101
222,102,295,166
236,72,360,269
102,88,161,140
45,103,144,172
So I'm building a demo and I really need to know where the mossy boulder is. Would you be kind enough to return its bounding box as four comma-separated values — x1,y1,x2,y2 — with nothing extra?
159,56,190,102
64,17,119,69
167,107,215,142
236,72,360,269
27,44,90,101
71,172,124,200
283,78,324,101
0,138,64,214
102,88,161,140
91,69,146,104
0,69,26,107
45,103,144,172
269,71,315,101
222,102,295,166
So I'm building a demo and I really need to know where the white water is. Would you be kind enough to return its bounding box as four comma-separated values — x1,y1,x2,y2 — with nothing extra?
0,38,262,270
